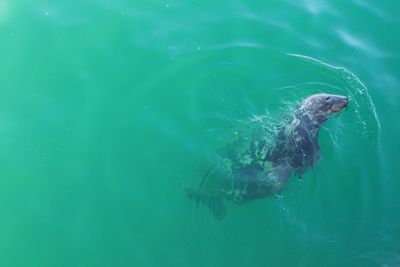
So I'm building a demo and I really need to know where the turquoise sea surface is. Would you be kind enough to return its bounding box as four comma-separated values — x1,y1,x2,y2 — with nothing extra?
0,1,399,266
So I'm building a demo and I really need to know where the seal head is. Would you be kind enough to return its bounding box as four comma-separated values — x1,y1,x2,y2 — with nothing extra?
268,94,348,185
297,94,348,129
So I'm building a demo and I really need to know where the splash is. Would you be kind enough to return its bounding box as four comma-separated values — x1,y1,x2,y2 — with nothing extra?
287,53,381,147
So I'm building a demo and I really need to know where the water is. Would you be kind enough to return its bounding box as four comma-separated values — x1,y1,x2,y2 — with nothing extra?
0,1,399,266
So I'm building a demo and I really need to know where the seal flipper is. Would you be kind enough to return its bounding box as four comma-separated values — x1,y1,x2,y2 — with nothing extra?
185,166,227,220
185,187,226,220
268,163,293,195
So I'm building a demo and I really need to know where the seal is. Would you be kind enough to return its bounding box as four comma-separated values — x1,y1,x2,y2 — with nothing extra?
186,94,349,219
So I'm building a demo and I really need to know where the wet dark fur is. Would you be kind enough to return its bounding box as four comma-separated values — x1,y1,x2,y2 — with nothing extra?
186,94,348,219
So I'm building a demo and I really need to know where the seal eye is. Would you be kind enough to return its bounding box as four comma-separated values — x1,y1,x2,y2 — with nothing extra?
325,96,330,101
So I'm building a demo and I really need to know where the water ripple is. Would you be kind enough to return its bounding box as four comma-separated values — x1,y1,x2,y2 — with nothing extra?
336,28,391,59
287,53,381,141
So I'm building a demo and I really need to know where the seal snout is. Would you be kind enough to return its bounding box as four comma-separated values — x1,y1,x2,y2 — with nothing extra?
331,95,349,113
342,96,349,107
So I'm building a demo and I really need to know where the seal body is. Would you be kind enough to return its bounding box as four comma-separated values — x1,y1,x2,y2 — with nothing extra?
186,94,348,219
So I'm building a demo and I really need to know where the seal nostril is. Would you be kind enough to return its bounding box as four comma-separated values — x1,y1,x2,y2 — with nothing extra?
343,100,349,108
342,96,349,107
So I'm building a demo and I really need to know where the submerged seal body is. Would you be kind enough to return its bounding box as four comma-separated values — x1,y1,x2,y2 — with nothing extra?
186,94,348,219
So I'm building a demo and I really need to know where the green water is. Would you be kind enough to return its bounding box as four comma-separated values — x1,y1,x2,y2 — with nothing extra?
0,1,399,266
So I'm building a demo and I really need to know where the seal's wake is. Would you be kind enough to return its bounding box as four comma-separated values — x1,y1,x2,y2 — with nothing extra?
186,94,348,219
